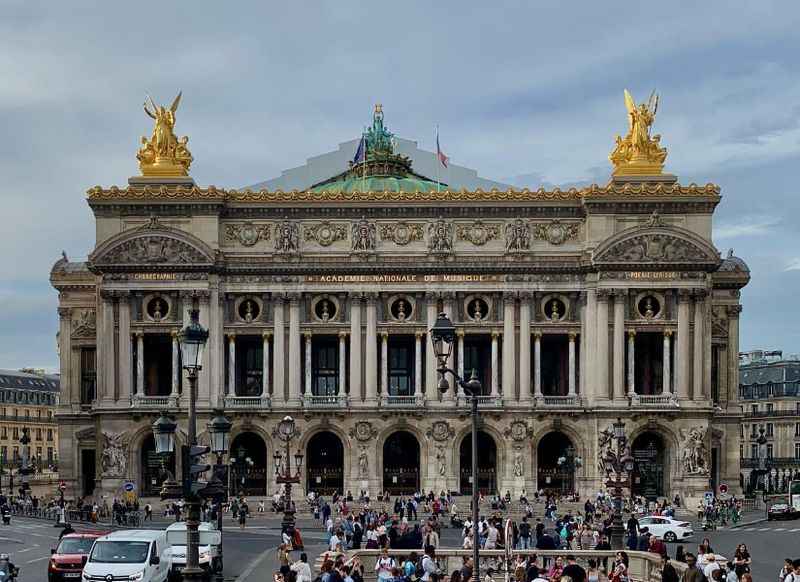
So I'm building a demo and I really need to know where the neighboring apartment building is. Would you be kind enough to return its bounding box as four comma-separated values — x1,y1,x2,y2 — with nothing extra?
739,350,800,493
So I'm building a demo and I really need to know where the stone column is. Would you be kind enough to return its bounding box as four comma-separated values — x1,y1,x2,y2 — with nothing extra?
365,295,378,405
171,331,180,397
380,331,389,397
338,332,347,396
304,331,313,398
693,291,706,400
117,294,131,402
99,294,116,404
612,290,626,400
227,334,236,396
627,331,636,396
135,331,144,397
272,296,285,404
198,293,211,404
727,306,742,402
568,332,577,396
442,294,456,401
349,296,363,401
456,330,465,397
502,295,516,401
491,331,500,397
519,296,531,403
584,289,597,399
261,331,271,398
578,293,587,395
425,293,438,400
288,296,301,405
676,290,692,399
533,331,542,399
414,331,423,400
663,331,672,395
595,291,610,400
56,308,72,404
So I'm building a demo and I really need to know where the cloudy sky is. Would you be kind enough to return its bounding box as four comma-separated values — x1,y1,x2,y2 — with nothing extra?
1,1,799,371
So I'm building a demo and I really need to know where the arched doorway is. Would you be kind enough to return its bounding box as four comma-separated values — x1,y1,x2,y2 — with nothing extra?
383,431,420,494
536,432,577,494
631,432,666,499
229,432,268,497
140,434,175,497
306,431,344,496
459,431,497,494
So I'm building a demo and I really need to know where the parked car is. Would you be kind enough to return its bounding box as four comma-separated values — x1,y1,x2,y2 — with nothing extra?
49,533,105,582
165,522,222,579
637,516,694,542
81,530,172,582
767,503,797,520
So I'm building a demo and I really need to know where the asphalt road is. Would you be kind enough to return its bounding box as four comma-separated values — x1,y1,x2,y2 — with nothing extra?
2,514,797,582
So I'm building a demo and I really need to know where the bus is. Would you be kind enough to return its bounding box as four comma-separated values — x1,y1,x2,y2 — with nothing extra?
790,479,800,515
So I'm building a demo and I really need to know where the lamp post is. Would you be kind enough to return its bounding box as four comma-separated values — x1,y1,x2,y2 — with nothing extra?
207,411,232,582
430,312,482,582
272,415,303,535
556,446,583,496
603,418,634,550
151,309,209,582
19,427,32,499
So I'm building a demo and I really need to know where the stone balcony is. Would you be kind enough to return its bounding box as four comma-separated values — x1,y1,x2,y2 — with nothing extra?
302,394,349,409
380,394,424,408
224,395,271,409
631,393,680,407
456,394,504,409
536,394,582,408
130,394,178,408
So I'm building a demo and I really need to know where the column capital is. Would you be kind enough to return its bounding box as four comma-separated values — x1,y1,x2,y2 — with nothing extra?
414,331,425,339
287,292,302,303
117,291,131,303
99,289,116,301
596,289,612,302
568,331,577,341
533,330,542,340
726,305,743,317
503,293,517,306
380,330,389,339
365,292,380,302
677,289,693,303
303,330,313,340
491,330,500,339
262,330,273,339
456,328,466,338
663,329,673,338
519,291,533,301
627,329,637,339
227,333,236,343
424,290,439,300
169,330,177,339
57,307,71,318
692,288,709,301
338,330,349,339
136,330,146,339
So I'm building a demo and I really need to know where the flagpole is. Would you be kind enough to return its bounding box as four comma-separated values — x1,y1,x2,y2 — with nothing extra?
435,125,440,193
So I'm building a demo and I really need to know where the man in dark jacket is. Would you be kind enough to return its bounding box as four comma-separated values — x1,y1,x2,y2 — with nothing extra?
680,553,704,582
535,532,557,550
661,554,679,582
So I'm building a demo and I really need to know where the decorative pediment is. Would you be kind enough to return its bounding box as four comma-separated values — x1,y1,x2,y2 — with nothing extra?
593,219,719,270
75,427,96,441
90,217,214,268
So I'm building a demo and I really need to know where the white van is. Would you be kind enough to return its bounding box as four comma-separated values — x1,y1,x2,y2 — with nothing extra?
82,530,172,582
165,522,222,578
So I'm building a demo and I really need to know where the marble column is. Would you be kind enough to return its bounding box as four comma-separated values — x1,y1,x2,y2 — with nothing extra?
425,293,438,401
171,331,179,397
612,291,626,400
595,291,610,400
304,331,313,398
442,295,455,401
726,306,742,402
56,308,72,404
676,290,691,399
578,293,587,395
288,296,301,405
627,330,636,396
338,332,347,396
533,332,542,399
261,331,271,398
519,296,531,403
349,296,362,401
414,331,423,400
117,294,131,402
365,295,378,405
584,290,597,399
693,291,706,400
502,295,516,401
135,331,144,397
456,330,465,397
227,335,236,396
99,294,116,404
380,331,389,398
568,332,577,396
272,296,285,404
197,294,211,404
491,331,500,397
663,331,672,395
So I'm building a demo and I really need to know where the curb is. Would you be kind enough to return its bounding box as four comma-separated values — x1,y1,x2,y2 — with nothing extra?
729,517,768,529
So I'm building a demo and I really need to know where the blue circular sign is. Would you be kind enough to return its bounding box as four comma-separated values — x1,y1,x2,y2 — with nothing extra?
124,482,135,492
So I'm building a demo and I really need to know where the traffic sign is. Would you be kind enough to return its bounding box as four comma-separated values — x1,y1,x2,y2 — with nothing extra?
59,481,67,491
123,481,135,492
704,491,714,506
719,483,729,494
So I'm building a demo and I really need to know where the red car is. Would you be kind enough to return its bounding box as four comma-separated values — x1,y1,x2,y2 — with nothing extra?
48,533,105,582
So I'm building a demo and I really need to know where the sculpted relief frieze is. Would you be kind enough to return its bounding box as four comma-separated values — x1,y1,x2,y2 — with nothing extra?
380,222,424,246
456,220,500,246
71,309,96,338
598,234,710,263
533,220,580,245
225,222,271,247
99,236,208,265
304,221,348,247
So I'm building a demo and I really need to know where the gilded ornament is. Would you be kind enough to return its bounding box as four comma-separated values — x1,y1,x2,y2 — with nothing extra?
533,220,580,245
304,221,347,247
225,222,271,247
456,220,500,246
136,92,193,177
609,89,668,176
380,222,424,246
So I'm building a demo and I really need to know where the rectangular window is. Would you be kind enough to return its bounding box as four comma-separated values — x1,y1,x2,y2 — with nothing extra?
143,335,173,396
0,427,6,439
766,403,774,413
235,336,263,396
766,444,773,458
35,446,42,460
796,443,800,460
12,427,18,440
47,447,54,462
0,446,6,461
751,444,758,458
47,429,53,441
80,347,97,404
740,425,744,438
12,447,19,461
35,428,42,441
751,404,758,414
37,409,41,418
711,345,720,403
739,444,743,460
767,423,774,437
388,338,414,396
751,424,757,438
312,338,339,396
465,336,492,395
795,423,800,438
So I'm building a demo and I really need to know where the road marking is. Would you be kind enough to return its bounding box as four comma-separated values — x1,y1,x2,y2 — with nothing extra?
25,556,51,564
235,546,274,582
789,528,800,532
17,548,35,553
773,528,786,531
757,527,771,531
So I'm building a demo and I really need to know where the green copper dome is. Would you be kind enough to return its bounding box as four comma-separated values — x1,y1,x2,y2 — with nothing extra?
310,104,447,193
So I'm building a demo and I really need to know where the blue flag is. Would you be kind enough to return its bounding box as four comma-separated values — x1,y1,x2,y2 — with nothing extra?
352,136,366,164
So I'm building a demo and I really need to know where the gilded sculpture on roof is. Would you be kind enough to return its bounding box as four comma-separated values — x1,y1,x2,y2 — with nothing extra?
609,89,667,176
136,92,193,176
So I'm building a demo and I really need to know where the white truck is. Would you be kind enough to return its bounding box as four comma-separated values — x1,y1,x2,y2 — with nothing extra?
165,522,222,580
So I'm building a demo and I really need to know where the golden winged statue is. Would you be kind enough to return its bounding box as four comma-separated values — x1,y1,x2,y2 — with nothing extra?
136,92,193,176
609,89,667,176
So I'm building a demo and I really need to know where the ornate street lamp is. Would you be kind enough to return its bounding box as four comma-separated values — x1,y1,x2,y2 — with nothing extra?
19,427,32,498
431,312,482,582
604,418,634,550
206,410,231,582
152,412,182,500
273,416,302,534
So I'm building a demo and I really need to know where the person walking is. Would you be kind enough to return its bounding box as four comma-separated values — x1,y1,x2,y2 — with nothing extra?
144,502,152,522
291,553,313,582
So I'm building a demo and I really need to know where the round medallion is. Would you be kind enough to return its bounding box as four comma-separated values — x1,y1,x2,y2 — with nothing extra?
239,224,259,246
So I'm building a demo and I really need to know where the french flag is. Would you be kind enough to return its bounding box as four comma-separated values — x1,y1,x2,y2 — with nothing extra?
352,135,366,164
436,130,449,168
